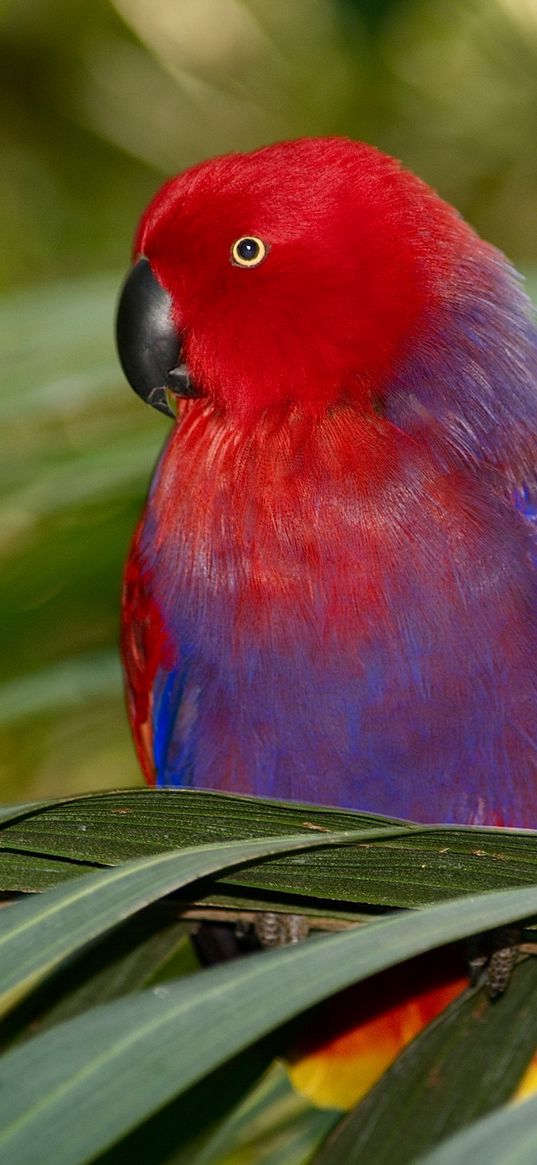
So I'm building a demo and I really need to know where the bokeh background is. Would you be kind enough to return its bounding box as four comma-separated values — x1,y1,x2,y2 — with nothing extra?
2,0,537,801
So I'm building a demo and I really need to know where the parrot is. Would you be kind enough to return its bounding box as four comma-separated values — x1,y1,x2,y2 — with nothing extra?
116,137,537,1109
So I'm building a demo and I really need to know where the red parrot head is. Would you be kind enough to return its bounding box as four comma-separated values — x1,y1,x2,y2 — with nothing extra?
116,137,475,422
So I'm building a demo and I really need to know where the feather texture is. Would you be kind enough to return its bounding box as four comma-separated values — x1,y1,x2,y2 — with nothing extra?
120,137,537,1108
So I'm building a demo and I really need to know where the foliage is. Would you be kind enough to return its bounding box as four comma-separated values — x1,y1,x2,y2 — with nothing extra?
0,273,157,798
1,788,537,1163
3,0,537,290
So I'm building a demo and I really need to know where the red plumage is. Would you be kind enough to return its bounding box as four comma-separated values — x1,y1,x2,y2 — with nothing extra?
118,136,537,1107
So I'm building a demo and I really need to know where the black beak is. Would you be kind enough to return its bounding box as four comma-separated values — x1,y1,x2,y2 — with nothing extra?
115,257,200,417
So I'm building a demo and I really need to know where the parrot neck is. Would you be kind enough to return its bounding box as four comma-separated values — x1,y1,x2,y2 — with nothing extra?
149,398,404,594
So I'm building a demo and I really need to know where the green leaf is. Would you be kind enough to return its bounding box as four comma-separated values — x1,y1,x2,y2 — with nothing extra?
99,1060,335,1165
96,1043,288,1165
2,883,537,1164
415,1093,537,1165
2,789,537,909
0,908,192,1053
0,827,382,1018
0,271,163,799
0,800,58,825
0,851,88,891
312,957,537,1165
184,1062,338,1165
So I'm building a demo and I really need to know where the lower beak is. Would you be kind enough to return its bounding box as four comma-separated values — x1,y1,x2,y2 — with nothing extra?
115,257,201,417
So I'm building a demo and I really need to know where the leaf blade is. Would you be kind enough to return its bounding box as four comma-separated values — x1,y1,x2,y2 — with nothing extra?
0,827,395,1017
2,789,537,907
415,1093,537,1165
2,883,537,1164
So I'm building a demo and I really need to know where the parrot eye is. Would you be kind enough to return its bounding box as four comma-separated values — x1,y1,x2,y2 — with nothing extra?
230,236,267,268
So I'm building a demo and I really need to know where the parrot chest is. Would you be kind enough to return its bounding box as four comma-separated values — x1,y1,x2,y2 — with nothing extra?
139,409,537,824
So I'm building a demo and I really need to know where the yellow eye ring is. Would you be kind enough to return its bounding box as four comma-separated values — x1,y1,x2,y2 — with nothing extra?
230,236,267,268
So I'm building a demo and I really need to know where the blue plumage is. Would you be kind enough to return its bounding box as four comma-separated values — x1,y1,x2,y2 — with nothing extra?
122,144,537,829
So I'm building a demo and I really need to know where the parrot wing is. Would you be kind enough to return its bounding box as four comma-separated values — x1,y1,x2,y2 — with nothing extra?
121,522,181,784
387,252,537,487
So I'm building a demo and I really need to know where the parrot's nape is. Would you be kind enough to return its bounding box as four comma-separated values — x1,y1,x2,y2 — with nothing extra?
116,137,537,1109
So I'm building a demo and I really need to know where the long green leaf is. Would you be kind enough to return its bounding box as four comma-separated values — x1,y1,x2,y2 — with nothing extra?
1,883,537,1164
0,801,57,825
0,828,381,1018
100,1061,335,1165
415,1093,537,1165
184,1063,337,1165
2,789,537,908
0,910,192,1054
0,787,403,855
312,958,537,1165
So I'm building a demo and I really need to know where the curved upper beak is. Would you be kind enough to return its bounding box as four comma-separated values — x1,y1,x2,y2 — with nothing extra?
115,257,200,417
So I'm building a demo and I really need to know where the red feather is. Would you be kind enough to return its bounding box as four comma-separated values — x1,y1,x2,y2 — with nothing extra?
119,136,537,1108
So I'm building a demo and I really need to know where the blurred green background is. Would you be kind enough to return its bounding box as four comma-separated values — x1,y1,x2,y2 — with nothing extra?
2,0,537,801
